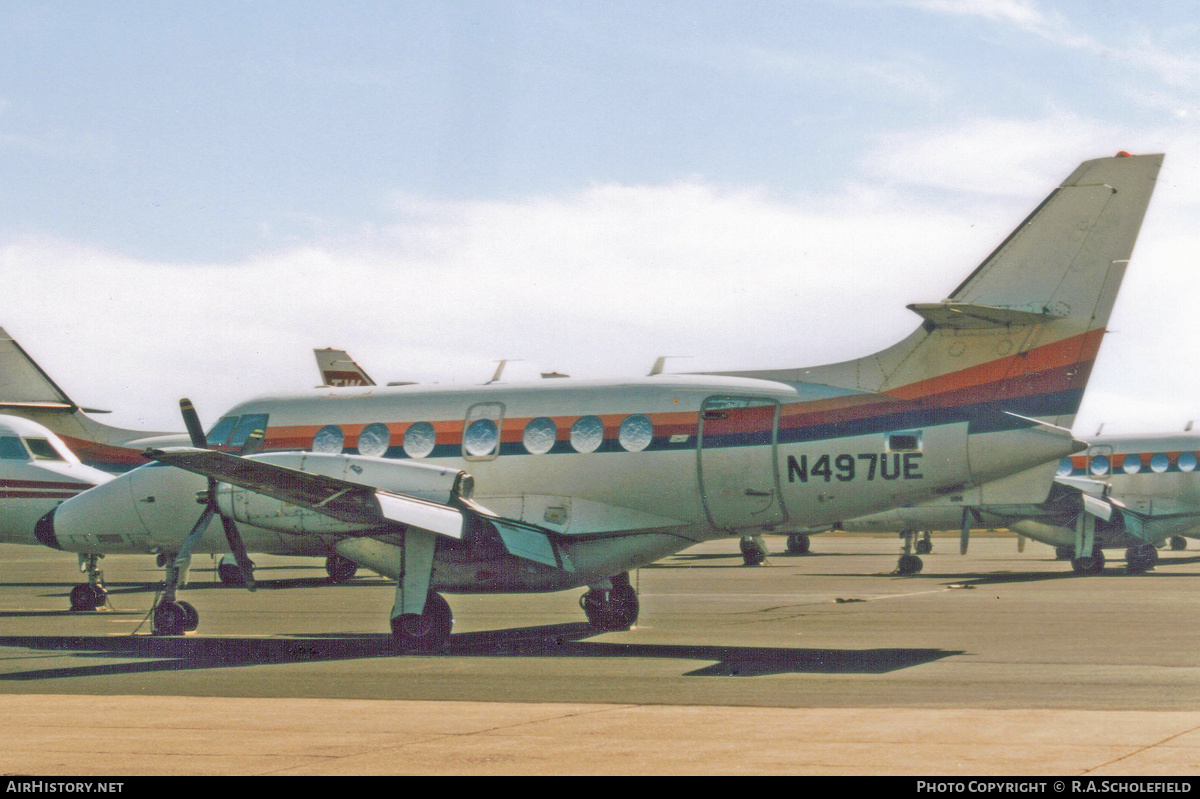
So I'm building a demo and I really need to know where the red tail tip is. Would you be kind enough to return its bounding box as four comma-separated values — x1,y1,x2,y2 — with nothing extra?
1116,151,1133,157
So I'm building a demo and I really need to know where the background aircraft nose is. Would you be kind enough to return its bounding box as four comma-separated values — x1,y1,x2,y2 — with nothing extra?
34,508,61,550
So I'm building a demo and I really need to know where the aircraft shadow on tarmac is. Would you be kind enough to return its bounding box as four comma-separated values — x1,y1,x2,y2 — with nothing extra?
0,623,960,682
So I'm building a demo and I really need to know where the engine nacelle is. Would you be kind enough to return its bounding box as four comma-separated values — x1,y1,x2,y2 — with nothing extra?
214,452,468,535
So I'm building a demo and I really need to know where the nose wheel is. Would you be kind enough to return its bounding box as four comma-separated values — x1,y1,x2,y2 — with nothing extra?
69,582,107,611
151,600,200,635
69,554,107,611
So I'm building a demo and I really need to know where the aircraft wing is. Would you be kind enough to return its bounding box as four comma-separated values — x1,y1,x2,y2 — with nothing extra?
145,447,466,539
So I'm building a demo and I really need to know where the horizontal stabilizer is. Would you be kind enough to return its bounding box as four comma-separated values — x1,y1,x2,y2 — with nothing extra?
907,302,1063,329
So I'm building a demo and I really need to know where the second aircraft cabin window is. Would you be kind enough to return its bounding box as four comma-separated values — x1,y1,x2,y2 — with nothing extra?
618,414,653,452
1150,453,1170,473
1180,452,1198,472
312,425,345,454
403,422,436,459
523,417,557,455
1122,454,1143,474
570,416,604,453
463,418,500,458
357,423,390,457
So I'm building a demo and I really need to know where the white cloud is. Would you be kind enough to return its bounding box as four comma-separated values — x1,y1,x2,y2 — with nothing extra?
4,124,1196,437
0,180,1004,430
862,114,1122,195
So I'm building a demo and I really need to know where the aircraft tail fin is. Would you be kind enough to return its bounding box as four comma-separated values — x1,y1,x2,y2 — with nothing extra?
711,152,1164,430
315,348,376,387
0,325,177,470
0,326,87,413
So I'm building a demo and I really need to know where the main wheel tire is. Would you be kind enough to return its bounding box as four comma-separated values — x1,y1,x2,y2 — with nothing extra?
1071,550,1105,575
581,583,640,631
915,538,933,555
896,553,923,575
1170,536,1187,551
1125,544,1158,574
786,534,810,555
152,601,189,636
217,561,245,586
390,592,453,653
739,536,766,566
325,555,358,583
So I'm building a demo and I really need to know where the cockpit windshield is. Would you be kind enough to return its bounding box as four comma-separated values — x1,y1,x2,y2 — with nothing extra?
24,438,65,461
205,414,269,449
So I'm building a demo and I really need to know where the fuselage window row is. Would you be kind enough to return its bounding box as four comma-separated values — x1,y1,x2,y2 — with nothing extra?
304,415,659,457
1058,451,1200,477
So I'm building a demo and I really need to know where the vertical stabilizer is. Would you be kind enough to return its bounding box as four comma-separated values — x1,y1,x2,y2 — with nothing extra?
0,326,179,470
711,153,1163,430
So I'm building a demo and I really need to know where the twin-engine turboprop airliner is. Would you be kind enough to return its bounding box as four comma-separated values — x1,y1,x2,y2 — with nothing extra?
31,153,1163,650
826,430,1200,576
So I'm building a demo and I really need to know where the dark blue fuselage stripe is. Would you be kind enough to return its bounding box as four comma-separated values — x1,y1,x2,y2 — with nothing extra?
349,388,1082,459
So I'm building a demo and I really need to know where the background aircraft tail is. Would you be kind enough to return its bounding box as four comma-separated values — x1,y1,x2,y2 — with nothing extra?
314,348,377,387
712,152,1163,431
0,326,180,471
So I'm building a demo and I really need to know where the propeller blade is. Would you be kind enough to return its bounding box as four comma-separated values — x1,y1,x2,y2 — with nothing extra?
960,507,971,555
173,503,216,570
180,398,208,449
220,514,256,592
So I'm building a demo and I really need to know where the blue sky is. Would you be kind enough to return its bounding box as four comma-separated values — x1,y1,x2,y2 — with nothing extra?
1,1,1198,431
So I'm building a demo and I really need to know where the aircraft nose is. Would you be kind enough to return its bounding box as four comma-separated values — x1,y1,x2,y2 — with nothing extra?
34,509,61,550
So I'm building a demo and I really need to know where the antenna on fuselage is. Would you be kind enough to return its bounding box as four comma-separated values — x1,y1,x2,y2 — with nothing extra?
1187,421,1194,432
648,356,691,376
487,359,523,384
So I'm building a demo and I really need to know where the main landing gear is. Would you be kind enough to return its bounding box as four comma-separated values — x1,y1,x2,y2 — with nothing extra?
390,591,454,652
1124,543,1158,574
739,535,768,566
786,533,810,555
68,554,107,611
581,573,640,631
895,530,924,575
1069,548,1105,575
